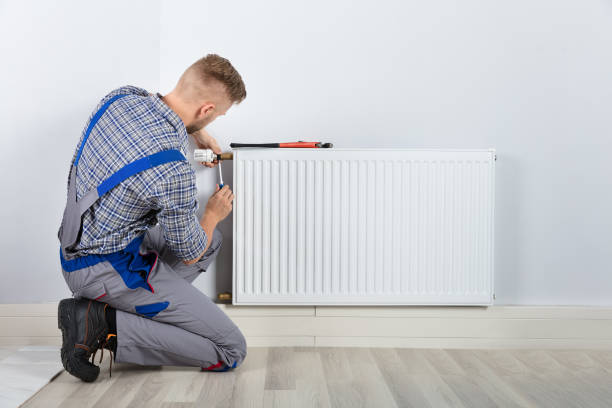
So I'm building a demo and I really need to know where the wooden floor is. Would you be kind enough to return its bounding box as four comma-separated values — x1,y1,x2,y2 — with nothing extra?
22,347,612,408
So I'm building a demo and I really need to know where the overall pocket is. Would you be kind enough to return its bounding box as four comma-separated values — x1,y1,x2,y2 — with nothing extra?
73,280,107,301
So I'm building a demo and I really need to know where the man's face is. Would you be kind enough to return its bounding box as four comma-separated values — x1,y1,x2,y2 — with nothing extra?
186,93,232,134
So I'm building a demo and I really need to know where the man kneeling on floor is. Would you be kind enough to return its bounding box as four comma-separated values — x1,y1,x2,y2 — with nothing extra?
57,54,247,382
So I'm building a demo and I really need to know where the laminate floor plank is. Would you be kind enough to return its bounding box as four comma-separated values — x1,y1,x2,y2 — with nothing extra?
91,365,159,408
60,367,126,408
371,348,432,408
344,347,398,408
19,370,77,408
20,347,612,408
423,349,499,408
395,349,465,408
293,346,332,408
262,390,298,408
446,350,532,408
546,351,612,407
264,347,297,391
193,368,237,407
493,351,595,408
161,367,208,404
586,350,612,372
318,347,361,408
229,347,268,408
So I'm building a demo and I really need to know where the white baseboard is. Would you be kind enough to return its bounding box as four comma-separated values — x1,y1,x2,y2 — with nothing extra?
1,303,611,349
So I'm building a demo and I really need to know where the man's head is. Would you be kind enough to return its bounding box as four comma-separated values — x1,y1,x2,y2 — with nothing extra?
165,54,246,133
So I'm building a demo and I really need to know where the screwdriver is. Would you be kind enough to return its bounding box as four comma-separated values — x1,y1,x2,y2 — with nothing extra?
218,161,224,189
194,149,232,189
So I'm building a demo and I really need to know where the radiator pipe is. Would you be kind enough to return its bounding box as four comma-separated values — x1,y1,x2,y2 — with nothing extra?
217,152,234,161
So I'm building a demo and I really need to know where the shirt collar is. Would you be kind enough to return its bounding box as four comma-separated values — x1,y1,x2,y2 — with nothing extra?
150,92,189,155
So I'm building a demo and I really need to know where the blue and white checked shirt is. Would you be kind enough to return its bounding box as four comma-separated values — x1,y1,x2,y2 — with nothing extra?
59,85,208,261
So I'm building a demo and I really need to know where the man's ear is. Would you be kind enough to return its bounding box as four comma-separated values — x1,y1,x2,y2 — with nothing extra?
197,103,215,119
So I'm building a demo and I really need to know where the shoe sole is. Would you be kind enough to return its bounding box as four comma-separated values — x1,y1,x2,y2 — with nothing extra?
58,299,100,382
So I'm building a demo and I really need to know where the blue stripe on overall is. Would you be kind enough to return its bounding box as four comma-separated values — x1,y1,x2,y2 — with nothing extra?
58,94,185,317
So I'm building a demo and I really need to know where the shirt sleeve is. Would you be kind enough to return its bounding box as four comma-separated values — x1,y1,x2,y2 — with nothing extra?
151,162,208,261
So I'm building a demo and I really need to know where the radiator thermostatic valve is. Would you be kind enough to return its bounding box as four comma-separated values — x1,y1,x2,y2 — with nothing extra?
193,149,233,163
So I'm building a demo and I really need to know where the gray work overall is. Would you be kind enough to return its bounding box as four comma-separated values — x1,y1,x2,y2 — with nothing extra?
58,94,246,371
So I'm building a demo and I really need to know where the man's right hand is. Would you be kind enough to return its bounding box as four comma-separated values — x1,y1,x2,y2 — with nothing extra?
184,185,234,265
204,184,234,223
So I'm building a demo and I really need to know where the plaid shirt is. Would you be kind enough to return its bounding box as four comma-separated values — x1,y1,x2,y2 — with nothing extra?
59,85,208,261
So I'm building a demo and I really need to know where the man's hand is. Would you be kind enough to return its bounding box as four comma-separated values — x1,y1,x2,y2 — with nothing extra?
204,184,234,222
191,128,221,168
183,184,234,266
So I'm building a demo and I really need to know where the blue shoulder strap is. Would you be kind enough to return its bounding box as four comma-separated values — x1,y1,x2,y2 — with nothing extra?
72,92,187,206
74,94,129,168
97,149,186,195
61,92,188,265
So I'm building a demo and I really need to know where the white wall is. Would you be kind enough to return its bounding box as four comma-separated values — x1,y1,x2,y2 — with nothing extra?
0,1,161,302
1,0,611,304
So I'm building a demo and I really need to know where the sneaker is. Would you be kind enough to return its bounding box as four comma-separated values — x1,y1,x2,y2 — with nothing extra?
201,360,238,372
57,298,116,382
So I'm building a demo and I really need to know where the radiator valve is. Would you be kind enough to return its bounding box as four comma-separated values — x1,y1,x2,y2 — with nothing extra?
194,149,233,163
217,292,232,301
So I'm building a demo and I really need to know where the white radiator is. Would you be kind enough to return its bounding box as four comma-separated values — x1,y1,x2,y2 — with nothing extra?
232,148,495,305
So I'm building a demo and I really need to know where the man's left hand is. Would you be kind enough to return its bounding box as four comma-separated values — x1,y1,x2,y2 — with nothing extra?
191,129,221,168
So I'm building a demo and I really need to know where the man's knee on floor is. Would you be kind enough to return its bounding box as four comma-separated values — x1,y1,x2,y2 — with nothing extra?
222,327,247,367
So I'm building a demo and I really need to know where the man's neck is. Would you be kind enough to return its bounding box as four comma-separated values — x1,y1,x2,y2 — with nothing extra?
160,92,190,127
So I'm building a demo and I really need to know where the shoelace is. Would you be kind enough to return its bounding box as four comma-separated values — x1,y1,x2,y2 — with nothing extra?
90,333,116,377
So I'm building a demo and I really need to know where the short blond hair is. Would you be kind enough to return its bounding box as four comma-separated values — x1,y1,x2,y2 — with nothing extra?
183,54,246,103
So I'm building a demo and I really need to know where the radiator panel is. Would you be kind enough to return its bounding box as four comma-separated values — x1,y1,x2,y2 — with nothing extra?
232,149,495,305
